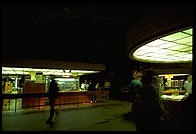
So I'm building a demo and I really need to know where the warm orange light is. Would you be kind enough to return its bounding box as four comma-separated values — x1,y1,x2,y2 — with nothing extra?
164,74,174,80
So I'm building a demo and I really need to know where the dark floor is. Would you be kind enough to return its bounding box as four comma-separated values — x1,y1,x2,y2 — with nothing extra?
2,100,136,131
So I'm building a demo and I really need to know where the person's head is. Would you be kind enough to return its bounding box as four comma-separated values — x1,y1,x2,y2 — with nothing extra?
187,75,192,82
84,80,88,84
50,75,55,80
142,70,156,84
89,80,92,84
132,68,143,79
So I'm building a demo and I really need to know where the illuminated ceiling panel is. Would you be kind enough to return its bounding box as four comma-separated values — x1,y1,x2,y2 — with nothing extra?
132,28,192,63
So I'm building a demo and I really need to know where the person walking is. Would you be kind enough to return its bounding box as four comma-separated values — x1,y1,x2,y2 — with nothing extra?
46,75,59,124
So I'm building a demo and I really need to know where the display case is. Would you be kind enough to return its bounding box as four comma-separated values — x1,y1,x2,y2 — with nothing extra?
160,74,189,101
55,77,79,91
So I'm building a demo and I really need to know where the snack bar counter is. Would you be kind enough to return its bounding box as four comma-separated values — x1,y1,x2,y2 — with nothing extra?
54,90,109,105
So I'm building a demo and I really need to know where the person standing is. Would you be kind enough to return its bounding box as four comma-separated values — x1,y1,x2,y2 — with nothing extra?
134,70,165,131
104,80,111,90
184,75,192,95
128,68,143,116
46,75,59,124
88,80,96,102
81,80,89,90
95,81,100,90
88,80,95,91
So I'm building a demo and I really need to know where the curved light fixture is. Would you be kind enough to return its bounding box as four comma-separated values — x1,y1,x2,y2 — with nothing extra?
132,28,192,63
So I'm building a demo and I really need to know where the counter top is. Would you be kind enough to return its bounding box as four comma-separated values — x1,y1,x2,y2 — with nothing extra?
59,90,87,93
163,90,186,94
160,94,187,101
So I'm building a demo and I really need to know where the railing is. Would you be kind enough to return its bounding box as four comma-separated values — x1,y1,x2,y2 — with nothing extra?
2,90,110,112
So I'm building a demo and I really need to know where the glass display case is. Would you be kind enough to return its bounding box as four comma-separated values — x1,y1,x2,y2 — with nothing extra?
55,78,79,91
159,74,189,101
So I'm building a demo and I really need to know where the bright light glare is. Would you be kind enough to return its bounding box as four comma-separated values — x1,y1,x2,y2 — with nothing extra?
2,67,100,76
43,72,72,75
71,70,99,73
132,28,192,63
55,78,76,81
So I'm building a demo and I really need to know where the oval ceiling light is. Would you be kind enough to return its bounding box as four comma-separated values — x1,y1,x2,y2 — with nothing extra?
132,28,192,63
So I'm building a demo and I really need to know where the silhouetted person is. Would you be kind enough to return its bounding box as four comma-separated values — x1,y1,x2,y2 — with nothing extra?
134,70,165,131
88,80,96,102
46,76,59,124
88,80,95,91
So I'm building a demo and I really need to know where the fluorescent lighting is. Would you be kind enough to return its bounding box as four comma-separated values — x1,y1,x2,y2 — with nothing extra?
161,32,189,41
158,42,177,48
146,39,167,47
132,28,193,63
2,71,8,74
5,71,15,74
12,67,24,71
16,72,29,75
43,72,72,75
31,69,42,71
175,36,192,44
62,75,70,77
22,68,33,71
71,70,100,73
55,78,75,81
158,74,189,77
174,74,190,76
40,69,54,71
2,67,13,70
2,67,100,76
183,29,192,34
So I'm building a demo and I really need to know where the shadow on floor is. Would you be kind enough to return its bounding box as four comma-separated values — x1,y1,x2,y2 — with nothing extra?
122,112,135,121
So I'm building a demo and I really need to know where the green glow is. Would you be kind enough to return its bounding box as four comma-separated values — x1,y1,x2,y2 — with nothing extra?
132,28,193,63
183,29,192,34
161,32,189,41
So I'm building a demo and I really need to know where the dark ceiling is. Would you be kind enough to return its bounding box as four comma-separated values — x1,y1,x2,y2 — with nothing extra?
2,3,194,72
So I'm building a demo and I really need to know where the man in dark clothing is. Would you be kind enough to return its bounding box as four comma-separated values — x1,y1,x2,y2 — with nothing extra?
88,80,96,102
88,80,95,91
134,70,165,131
46,76,59,124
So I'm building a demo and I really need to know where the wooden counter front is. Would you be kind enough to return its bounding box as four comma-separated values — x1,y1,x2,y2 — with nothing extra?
22,83,45,107
20,90,109,108
54,90,109,105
